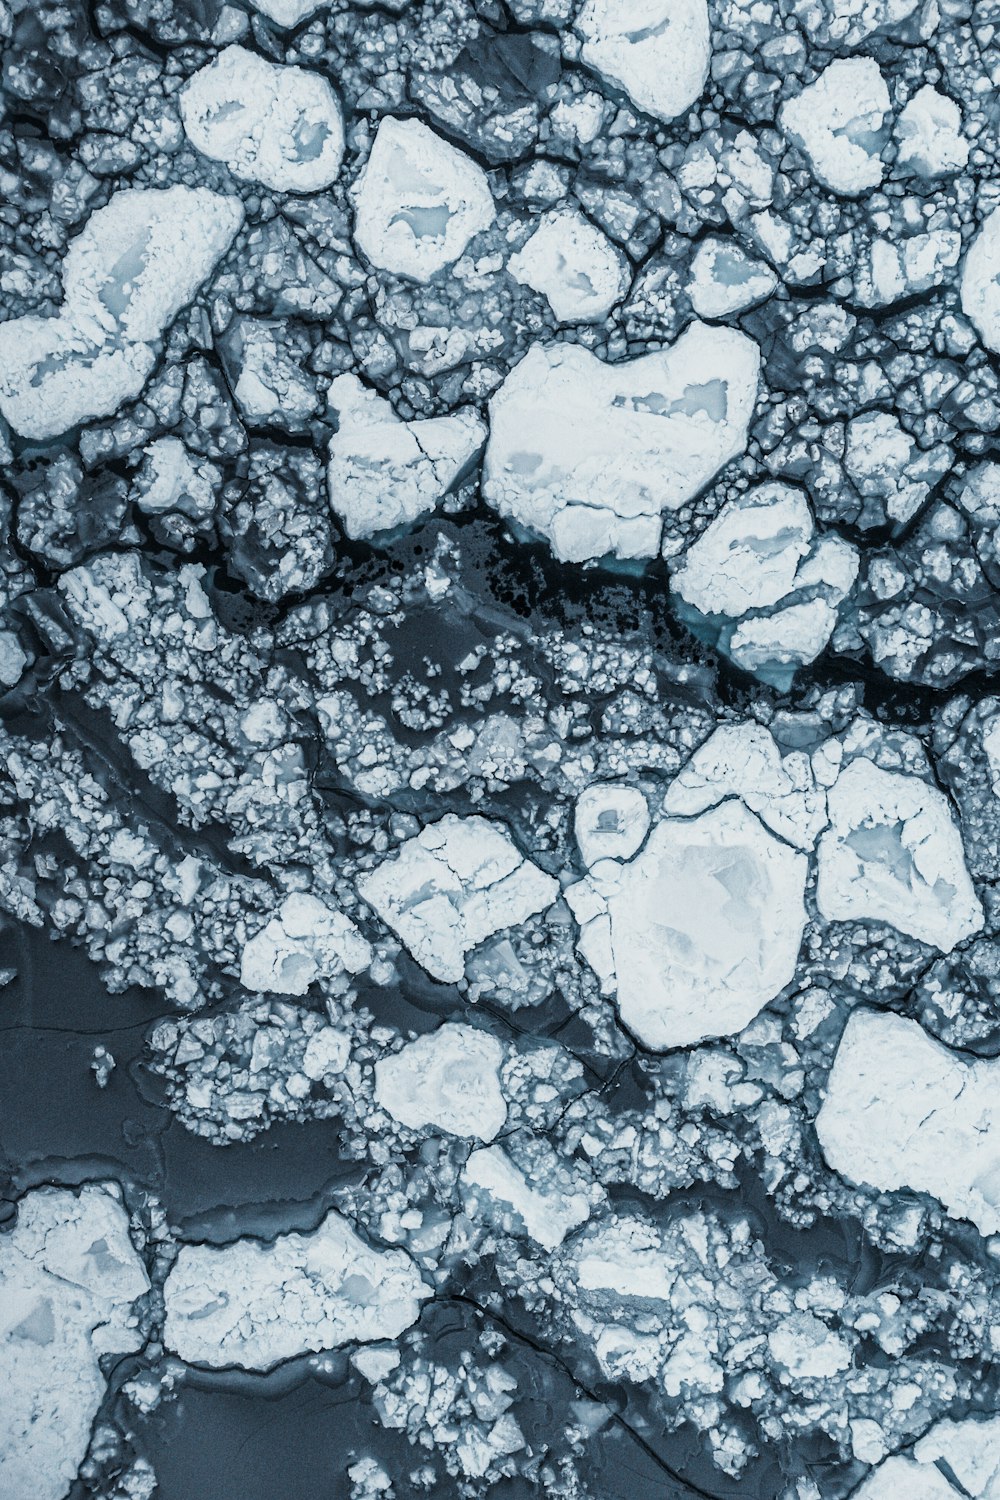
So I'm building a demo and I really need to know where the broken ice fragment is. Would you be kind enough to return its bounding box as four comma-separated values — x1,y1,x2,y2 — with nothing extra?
779,58,889,197
0,1185,149,1500
895,85,970,179
248,0,407,21
462,1145,591,1250
851,1457,958,1500
508,208,630,324
357,814,558,985
576,0,711,124
483,322,759,563
240,892,372,995
688,237,777,321
375,1022,506,1141
961,208,1000,355
163,1210,429,1370
180,45,345,195
326,374,486,539
574,782,650,866
352,117,495,284
568,800,807,1050
0,187,243,440
817,1010,1000,1237
816,757,983,952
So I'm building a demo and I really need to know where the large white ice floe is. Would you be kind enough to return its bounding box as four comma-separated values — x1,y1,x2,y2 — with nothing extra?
508,208,630,324
961,208,1000,355
240,892,372,995
852,1456,970,1500
462,1146,591,1250
356,814,558,984
779,58,890,197
670,482,859,685
0,1185,149,1500
575,0,711,124
352,116,495,284
326,374,486,539
164,1209,429,1370
482,322,760,564
818,1010,1000,1237
0,186,243,440
567,800,807,1050
180,45,345,194
375,1022,507,1141
815,757,983,952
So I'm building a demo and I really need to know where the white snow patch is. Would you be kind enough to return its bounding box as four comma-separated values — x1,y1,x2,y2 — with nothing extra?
356,814,558,985
816,757,983,952
375,1023,507,1141
180,45,344,194
850,1455,957,1500
248,0,407,21
327,374,486,539
914,1413,1000,1497
352,117,495,284
961,207,1000,355
688,237,777,320
895,85,970,178
0,186,243,440
164,1210,429,1370
483,322,760,563
240,892,372,995
574,783,650,866
576,0,711,124
462,1146,591,1250
508,208,630,324
779,58,889,196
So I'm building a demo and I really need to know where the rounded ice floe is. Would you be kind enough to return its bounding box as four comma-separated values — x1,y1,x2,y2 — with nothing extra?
895,85,969,178
482,322,760,564
352,116,495,284
374,1022,507,1141
688,237,777,320
508,208,630,323
164,1209,429,1370
180,45,345,194
327,374,486,539
576,0,711,124
816,757,983,952
1,1185,149,1500
0,186,243,440
240,892,372,995
961,208,1000,354
779,58,889,196
574,783,649,866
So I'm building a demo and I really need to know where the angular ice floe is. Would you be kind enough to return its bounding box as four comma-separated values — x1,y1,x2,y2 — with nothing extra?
567,801,807,1050
817,1010,1000,1237
508,208,630,324
0,186,243,440
779,58,889,196
482,322,760,563
357,814,558,984
688,237,777,320
853,229,962,311
844,409,948,525
248,0,408,21
574,782,650,867
326,374,486,539
576,0,711,124
895,85,970,179
0,1185,149,1500
852,1456,962,1500
670,482,859,685
913,1414,1000,1497
352,117,495,284
663,722,827,851
240,892,372,995
462,1146,591,1250
375,1023,507,1141
164,1210,429,1370
961,208,1000,354
816,757,983,952
180,45,345,194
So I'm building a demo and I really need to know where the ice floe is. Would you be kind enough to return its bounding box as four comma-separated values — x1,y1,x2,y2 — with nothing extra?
508,207,630,323
375,1022,507,1141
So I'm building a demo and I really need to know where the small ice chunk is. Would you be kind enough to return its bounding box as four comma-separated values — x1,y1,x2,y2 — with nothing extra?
767,1312,850,1379
164,1210,429,1370
327,374,486,539
569,800,807,1050
134,437,218,519
483,322,760,563
352,117,495,284
181,46,344,194
816,757,983,952
779,58,890,197
0,186,243,440
574,783,650,866
0,630,28,688
688,237,777,320
961,208,1000,355
0,1186,149,1500
818,1010,1000,1238
375,1022,506,1141
357,814,558,985
508,208,630,324
240,892,373,995
231,319,320,427
462,1146,590,1250
576,0,711,124
895,85,970,178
